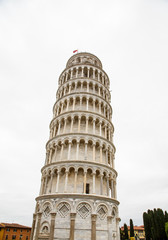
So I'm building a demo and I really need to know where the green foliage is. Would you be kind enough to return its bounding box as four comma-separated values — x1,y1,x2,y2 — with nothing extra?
165,211,168,223
120,228,125,240
143,212,151,240
143,208,168,240
130,219,134,237
165,222,168,238
124,223,129,240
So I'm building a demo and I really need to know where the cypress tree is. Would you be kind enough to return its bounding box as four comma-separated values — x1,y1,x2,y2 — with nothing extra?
143,208,168,240
165,222,168,239
157,208,167,240
148,209,157,240
130,219,134,237
124,223,129,240
120,228,125,240
143,212,151,240
165,211,168,223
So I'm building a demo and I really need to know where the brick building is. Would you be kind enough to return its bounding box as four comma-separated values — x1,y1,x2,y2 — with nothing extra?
0,223,31,240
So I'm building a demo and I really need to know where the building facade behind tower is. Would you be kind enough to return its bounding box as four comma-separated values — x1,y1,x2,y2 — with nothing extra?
31,53,120,240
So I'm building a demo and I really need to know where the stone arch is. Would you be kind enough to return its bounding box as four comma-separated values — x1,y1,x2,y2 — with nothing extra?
40,221,50,234
96,204,108,220
76,202,92,219
57,201,71,218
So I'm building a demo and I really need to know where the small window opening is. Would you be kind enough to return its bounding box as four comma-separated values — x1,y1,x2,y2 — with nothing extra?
86,183,90,194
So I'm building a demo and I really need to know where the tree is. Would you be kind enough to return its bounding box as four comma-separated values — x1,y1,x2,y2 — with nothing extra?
165,222,168,239
124,223,129,240
165,211,168,223
143,212,151,240
120,228,125,240
130,219,134,237
143,208,168,240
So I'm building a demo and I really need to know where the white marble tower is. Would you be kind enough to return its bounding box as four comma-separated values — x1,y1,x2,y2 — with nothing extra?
30,52,120,240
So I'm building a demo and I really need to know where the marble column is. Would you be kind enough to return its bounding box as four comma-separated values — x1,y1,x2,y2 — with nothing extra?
44,176,48,194
63,118,67,134
54,146,57,162
70,213,76,240
111,179,114,198
98,86,101,96
100,174,103,195
72,97,75,110
30,213,36,240
93,119,95,134
104,125,107,138
74,171,77,193
83,171,87,193
105,150,108,165
81,67,84,77
78,117,81,132
49,173,54,193
69,85,71,94
106,177,109,196
57,121,61,135
76,141,79,160
39,177,44,195
56,171,60,193
91,214,97,240
87,67,90,78
34,212,42,240
70,118,74,133
114,180,117,199
49,213,56,240
93,69,95,79
85,117,88,133
66,99,70,111
49,148,52,163
107,216,113,240
86,98,89,111
76,68,78,78
87,82,89,92
68,142,72,160
70,69,73,79
93,100,95,111
84,141,88,160
61,102,64,113
99,102,101,114
60,143,64,160
92,172,96,194
64,171,69,192
99,145,102,163
92,143,96,162
99,122,102,136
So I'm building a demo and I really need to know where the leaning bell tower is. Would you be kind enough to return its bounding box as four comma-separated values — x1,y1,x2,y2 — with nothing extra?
30,52,120,240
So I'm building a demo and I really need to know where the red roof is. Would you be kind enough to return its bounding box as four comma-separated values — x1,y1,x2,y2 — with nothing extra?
121,226,144,231
0,223,31,229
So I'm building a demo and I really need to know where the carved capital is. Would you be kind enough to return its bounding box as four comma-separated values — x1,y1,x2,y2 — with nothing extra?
70,213,76,220
91,214,97,222
50,212,56,219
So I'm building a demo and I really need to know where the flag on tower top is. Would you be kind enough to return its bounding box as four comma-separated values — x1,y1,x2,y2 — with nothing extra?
73,49,78,53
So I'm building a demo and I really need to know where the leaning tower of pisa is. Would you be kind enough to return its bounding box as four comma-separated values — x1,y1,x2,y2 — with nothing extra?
31,52,120,240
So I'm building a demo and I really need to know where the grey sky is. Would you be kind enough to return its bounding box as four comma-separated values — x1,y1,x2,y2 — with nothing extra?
0,0,168,227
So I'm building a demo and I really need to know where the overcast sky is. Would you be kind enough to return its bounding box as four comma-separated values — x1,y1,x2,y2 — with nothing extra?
0,0,168,227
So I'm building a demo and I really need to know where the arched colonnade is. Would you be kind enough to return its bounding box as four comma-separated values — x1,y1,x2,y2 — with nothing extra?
40,164,117,198
53,94,112,120
49,114,114,142
56,79,111,102
59,66,109,88
46,136,115,167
